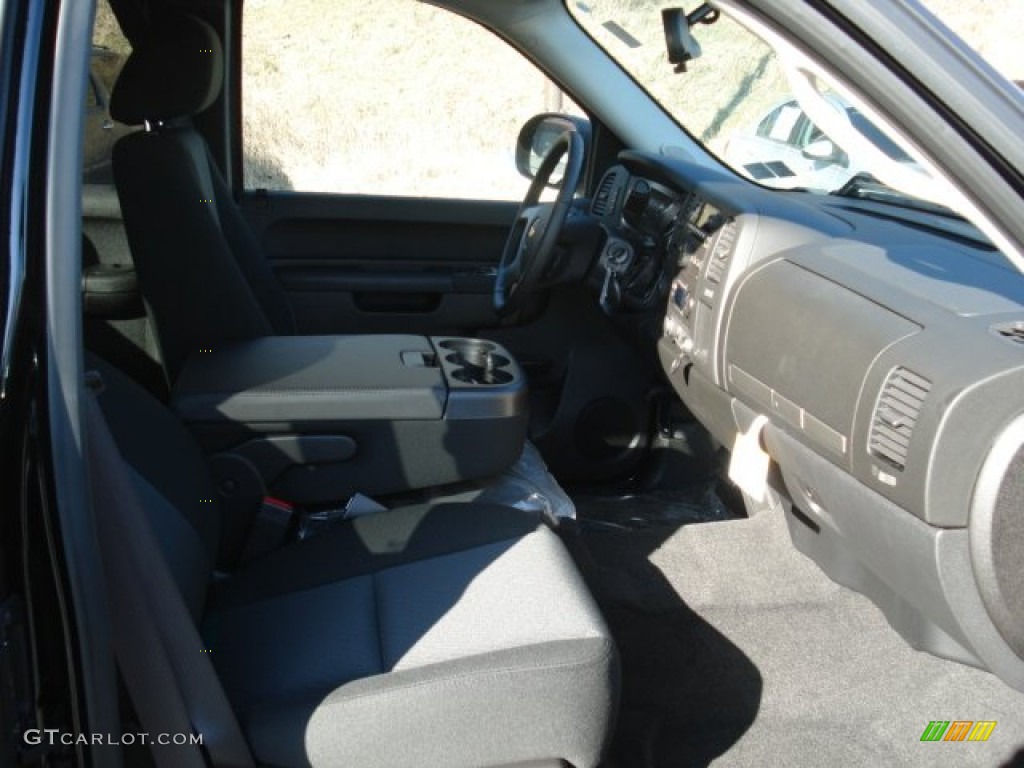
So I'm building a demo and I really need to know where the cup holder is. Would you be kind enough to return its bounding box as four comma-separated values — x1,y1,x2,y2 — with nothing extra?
451,367,514,385
439,339,514,386
446,351,510,368
439,339,497,354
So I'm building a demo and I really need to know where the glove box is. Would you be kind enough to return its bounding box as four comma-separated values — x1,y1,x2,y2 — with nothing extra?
171,334,527,504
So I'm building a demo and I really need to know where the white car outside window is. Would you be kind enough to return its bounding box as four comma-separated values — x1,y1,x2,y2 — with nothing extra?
722,96,922,195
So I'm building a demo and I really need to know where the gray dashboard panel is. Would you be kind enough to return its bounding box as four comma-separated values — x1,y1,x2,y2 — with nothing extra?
779,244,1024,527
726,259,920,460
766,415,1024,690
811,234,1024,317
649,158,1024,528
608,150,1024,688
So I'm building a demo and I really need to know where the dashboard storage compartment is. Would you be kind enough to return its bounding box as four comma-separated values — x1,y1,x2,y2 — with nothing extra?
171,334,527,504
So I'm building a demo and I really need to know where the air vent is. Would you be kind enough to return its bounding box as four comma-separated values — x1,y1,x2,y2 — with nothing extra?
706,219,737,284
591,171,617,217
868,367,931,471
992,321,1024,346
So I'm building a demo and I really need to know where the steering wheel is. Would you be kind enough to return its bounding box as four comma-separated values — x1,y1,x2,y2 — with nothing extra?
494,129,585,314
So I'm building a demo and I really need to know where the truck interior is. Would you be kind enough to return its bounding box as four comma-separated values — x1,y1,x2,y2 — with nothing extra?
2,0,1023,766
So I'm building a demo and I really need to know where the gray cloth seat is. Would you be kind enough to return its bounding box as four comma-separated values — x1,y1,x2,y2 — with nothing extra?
90,355,617,767
205,505,615,768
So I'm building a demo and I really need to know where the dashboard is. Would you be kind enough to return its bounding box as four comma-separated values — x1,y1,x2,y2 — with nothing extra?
589,149,1024,691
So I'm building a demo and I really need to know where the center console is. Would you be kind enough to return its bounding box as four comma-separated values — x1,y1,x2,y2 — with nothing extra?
171,334,527,505
662,198,737,374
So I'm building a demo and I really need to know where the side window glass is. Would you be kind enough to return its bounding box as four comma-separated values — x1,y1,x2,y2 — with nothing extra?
765,103,802,144
242,0,582,199
754,107,780,138
793,116,824,150
84,0,135,185
86,77,99,109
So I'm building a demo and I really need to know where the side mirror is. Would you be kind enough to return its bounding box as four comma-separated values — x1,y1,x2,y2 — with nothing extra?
515,113,591,187
802,138,842,163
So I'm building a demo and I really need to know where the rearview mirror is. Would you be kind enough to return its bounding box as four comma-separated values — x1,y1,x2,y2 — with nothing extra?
662,5,719,73
515,113,591,188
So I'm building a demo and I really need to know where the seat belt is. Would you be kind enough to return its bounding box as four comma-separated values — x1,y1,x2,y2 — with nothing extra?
84,384,254,768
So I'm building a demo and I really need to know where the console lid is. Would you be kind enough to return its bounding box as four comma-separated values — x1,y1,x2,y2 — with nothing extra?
173,334,446,424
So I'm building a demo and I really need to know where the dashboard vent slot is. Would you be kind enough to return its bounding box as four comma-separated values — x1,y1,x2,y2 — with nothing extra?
992,321,1024,346
869,367,931,471
706,219,737,284
591,172,617,217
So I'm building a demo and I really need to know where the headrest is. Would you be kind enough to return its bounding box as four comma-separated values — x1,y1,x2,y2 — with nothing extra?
110,14,223,125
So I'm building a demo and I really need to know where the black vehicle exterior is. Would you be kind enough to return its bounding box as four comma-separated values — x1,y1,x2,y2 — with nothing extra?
1,2,107,764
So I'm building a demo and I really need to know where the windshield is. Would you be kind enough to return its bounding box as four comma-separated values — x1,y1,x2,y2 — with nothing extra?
566,1,1017,209
847,110,912,164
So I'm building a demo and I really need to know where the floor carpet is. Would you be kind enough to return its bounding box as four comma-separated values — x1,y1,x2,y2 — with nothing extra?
572,500,1024,768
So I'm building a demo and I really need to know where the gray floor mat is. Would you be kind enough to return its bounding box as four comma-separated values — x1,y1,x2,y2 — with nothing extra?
577,503,1024,768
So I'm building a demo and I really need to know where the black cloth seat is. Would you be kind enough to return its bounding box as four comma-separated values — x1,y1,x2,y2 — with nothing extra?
108,12,533,501
110,13,295,379
90,355,617,767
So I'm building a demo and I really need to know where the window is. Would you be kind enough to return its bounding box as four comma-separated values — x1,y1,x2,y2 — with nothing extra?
566,1,940,202
242,0,580,199
756,103,803,144
795,119,825,150
86,77,99,110
847,110,912,163
84,0,134,185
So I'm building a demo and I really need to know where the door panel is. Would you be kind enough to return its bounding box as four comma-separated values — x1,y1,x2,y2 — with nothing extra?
241,192,517,335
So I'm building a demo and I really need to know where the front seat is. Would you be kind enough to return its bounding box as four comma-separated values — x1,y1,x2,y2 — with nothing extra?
88,354,617,767
108,12,576,521
110,13,295,379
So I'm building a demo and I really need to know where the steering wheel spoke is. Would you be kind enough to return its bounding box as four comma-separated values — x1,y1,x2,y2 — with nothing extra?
494,130,585,315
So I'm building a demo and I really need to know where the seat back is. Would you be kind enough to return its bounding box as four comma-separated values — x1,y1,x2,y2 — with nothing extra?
110,13,293,379
88,354,221,619
86,355,256,766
